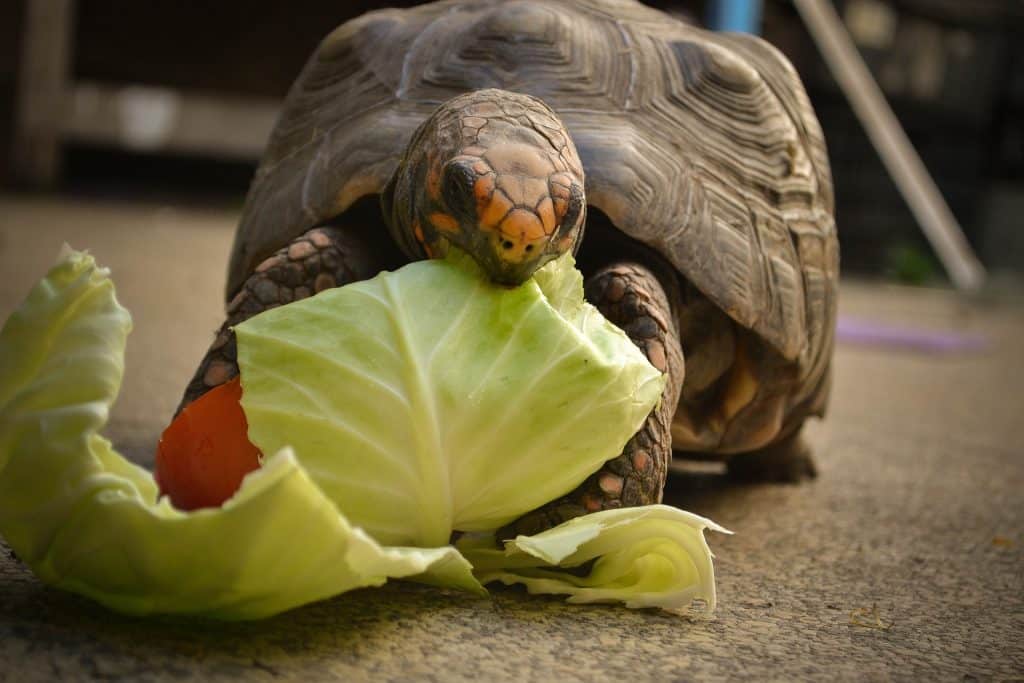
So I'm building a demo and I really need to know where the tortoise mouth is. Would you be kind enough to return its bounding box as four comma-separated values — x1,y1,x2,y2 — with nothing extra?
324,196,654,288
487,260,552,288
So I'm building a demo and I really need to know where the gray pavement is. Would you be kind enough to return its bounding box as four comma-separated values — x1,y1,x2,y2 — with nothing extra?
1,195,1021,681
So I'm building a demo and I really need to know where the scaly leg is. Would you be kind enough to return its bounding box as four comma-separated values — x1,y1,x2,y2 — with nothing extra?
498,262,685,539
177,223,398,413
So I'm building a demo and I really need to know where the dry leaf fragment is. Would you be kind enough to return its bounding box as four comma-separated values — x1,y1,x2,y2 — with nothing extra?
850,604,891,630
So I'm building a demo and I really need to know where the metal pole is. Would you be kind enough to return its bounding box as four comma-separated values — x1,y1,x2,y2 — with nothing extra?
792,0,987,291
11,0,76,189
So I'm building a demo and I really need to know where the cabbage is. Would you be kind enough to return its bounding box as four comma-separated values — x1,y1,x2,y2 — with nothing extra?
458,505,729,611
0,249,480,619
0,247,724,619
235,250,665,546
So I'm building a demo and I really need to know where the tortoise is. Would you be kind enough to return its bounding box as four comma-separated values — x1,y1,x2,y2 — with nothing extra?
180,0,838,537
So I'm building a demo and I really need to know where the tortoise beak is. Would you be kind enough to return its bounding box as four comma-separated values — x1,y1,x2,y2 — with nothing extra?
477,246,555,287
490,263,540,287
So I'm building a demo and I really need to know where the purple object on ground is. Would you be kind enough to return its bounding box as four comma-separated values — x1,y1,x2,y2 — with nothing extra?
836,316,989,353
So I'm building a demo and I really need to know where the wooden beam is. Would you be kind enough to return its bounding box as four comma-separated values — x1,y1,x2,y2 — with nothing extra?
792,0,987,292
11,0,75,188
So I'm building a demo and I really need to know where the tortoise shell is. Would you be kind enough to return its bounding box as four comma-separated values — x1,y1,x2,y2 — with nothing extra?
228,0,838,381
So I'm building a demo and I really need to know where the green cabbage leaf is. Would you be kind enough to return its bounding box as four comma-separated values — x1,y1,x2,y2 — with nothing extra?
0,249,481,619
235,251,665,547
0,248,724,619
458,505,729,611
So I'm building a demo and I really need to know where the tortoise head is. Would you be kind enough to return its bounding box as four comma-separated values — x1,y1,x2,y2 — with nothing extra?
382,89,585,285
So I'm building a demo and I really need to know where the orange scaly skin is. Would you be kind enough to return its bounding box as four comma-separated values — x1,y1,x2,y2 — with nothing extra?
383,90,586,286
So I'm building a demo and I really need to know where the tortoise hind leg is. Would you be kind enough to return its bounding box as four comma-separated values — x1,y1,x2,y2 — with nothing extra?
721,358,830,483
726,427,818,483
177,222,400,414
498,261,684,539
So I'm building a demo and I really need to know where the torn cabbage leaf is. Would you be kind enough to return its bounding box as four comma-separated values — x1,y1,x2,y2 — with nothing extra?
236,251,666,547
0,249,481,619
458,505,730,611
0,248,724,619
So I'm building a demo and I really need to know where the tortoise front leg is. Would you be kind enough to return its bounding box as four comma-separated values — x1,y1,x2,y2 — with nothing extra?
498,262,685,539
177,223,399,414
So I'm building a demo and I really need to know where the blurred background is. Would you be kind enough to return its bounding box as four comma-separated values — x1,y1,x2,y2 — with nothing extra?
1,0,1023,286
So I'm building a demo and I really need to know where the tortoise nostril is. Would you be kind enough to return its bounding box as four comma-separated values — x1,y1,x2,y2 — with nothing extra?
502,240,514,250
525,244,534,252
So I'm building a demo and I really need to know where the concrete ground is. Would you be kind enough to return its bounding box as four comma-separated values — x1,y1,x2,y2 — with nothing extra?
0,195,1021,681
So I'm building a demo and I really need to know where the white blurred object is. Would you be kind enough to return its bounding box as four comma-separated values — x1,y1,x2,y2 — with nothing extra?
115,87,182,151
65,82,279,160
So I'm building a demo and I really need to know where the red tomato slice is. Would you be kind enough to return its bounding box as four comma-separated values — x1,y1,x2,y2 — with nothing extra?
154,377,262,510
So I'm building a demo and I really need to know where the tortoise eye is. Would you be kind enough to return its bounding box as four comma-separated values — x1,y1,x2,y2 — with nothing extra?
441,159,477,218
559,183,585,234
